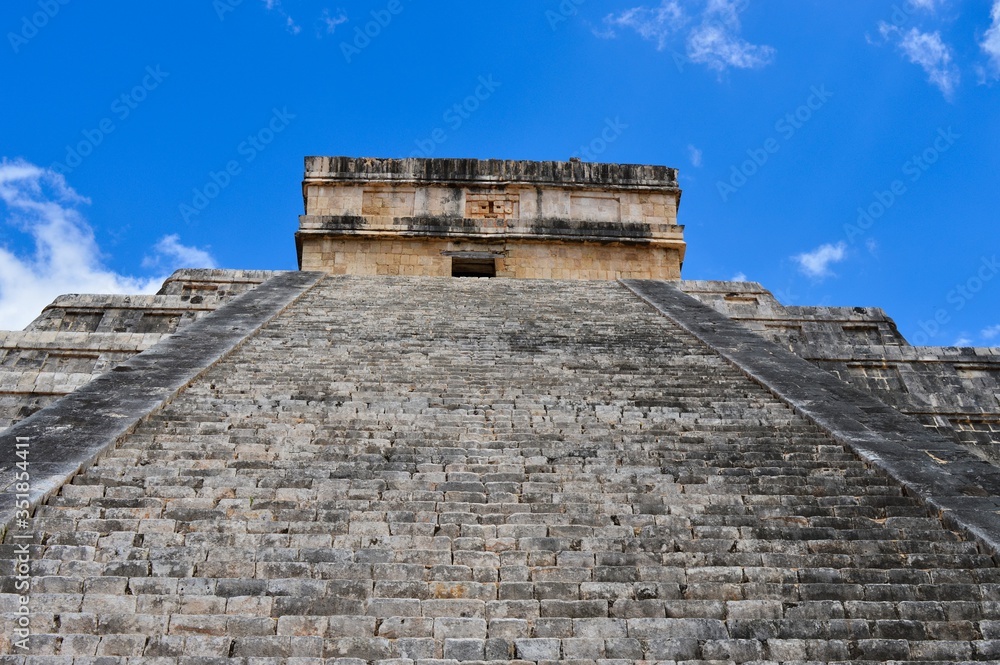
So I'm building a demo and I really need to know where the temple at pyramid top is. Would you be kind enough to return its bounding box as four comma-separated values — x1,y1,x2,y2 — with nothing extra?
296,156,685,279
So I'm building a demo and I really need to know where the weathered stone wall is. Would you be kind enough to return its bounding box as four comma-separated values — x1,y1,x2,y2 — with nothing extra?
300,237,681,280
306,185,678,228
296,157,685,280
680,280,1000,462
0,331,168,430
25,269,278,334
155,268,277,299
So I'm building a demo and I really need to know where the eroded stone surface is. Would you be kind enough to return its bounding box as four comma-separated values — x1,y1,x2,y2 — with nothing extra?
679,280,1000,463
3,276,1000,662
297,157,685,280
0,270,278,432
0,271,322,537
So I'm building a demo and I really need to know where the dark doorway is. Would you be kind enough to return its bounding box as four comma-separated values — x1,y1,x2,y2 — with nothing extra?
451,258,497,278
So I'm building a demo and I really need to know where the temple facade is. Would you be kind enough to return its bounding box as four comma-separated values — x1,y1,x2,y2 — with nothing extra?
296,157,685,280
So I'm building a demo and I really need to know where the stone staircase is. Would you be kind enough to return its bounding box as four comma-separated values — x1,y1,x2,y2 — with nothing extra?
3,276,1000,663
0,270,278,432
676,280,1000,465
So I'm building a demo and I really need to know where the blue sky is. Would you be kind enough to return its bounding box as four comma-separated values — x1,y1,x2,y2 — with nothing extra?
1,1,998,345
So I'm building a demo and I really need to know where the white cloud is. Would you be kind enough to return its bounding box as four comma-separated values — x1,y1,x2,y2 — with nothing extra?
899,28,960,96
910,0,943,10
982,324,1000,340
322,9,349,35
879,23,960,97
982,1,1000,78
685,0,775,72
264,2,350,37
262,0,301,34
0,159,216,331
731,272,747,282
142,234,217,271
793,242,847,279
600,0,774,72
954,336,973,347
601,0,688,50
688,144,703,167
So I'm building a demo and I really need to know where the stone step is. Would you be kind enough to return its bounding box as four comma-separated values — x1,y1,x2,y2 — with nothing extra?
5,628,1000,662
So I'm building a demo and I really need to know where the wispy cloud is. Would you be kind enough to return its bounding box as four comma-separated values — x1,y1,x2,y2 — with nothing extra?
688,144,703,167
731,272,747,282
322,9,349,35
879,23,960,98
263,1,349,37
793,242,847,279
599,0,774,73
954,336,973,347
142,234,217,271
982,324,1000,340
601,0,688,50
686,0,775,72
262,0,302,34
982,0,1000,79
0,159,216,330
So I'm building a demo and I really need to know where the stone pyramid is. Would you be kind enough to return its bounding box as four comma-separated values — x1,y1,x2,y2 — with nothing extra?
1,157,1000,664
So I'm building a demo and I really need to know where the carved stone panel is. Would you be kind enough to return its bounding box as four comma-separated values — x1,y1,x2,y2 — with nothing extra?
466,192,519,219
